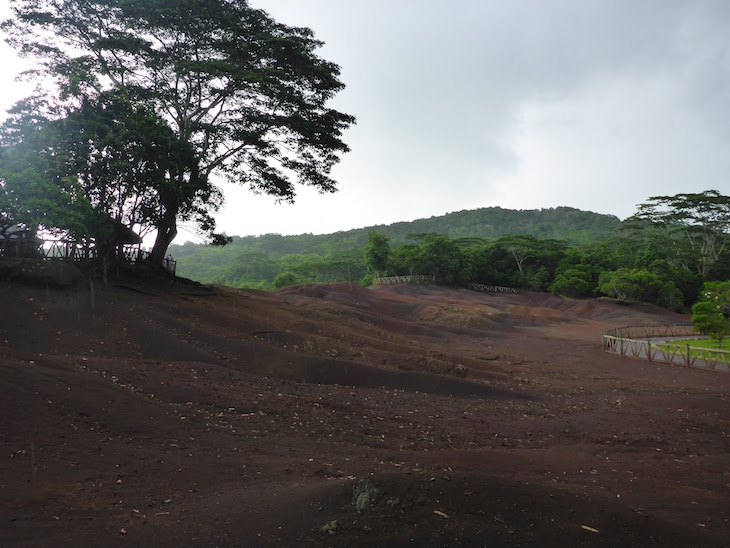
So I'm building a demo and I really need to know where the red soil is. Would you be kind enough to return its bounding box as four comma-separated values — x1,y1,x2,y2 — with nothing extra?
1,264,728,546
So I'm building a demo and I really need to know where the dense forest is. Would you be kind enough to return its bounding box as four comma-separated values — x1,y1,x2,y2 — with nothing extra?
171,206,620,286
171,196,730,312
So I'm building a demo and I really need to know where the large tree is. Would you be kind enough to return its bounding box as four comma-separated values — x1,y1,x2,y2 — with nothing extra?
2,0,354,262
1,93,213,260
624,190,730,278
363,231,390,278
413,233,465,285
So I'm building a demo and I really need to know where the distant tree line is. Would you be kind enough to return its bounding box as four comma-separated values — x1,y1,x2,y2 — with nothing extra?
172,191,730,313
170,206,624,287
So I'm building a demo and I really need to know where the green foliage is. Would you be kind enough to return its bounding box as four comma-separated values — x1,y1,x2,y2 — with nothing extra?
359,272,376,287
0,101,95,238
273,271,298,289
598,268,664,303
658,281,684,312
692,281,730,346
378,206,621,244
168,200,716,316
625,190,730,278
594,266,684,311
1,93,213,258
3,0,354,260
224,251,279,288
549,268,594,297
661,338,730,352
363,232,390,277
415,233,465,285
479,235,567,289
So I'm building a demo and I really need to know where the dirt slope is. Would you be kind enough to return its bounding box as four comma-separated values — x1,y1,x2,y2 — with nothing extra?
1,268,728,546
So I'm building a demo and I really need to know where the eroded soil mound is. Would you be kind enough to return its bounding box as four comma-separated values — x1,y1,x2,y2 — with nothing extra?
1,273,727,546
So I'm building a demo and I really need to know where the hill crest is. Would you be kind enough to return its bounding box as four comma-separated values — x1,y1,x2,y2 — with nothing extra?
172,205,620,258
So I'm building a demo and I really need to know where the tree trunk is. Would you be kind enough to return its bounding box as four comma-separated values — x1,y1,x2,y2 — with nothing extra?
149,209,177,266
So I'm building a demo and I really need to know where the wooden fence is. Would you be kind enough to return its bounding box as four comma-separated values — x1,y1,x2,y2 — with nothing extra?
373,274,435,285
468,283,522,294
371,275,522,296
602,324,729,373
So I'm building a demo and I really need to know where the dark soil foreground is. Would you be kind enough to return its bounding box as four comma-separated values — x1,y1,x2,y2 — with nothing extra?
1,261,729,547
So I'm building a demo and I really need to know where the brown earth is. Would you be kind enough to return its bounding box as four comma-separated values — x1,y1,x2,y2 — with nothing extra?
1,260,729,546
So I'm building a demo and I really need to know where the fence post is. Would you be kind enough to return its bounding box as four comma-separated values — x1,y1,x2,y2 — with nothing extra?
686,344,690,367
619,337,624,356
647,339,652,361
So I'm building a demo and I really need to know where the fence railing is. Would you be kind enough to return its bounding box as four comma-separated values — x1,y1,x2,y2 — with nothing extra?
1,238,176,275
602,324,729,373
468,283,522,294
373,274,435,285
603,324,697,340
371,276,522,296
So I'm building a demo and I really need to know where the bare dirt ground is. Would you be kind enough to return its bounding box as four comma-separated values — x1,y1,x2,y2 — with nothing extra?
1,260,729,546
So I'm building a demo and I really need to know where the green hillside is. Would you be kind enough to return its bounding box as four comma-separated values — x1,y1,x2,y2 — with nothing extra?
169,206,622,288
174,206,620,257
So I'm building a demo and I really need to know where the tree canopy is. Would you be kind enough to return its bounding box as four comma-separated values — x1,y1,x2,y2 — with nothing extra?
166,207,725,316
1,0,354,262
363,231,390,278
692,281,730,346
625,190,730,278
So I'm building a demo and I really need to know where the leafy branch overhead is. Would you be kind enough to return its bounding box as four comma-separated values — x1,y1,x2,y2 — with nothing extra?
1,0,354,262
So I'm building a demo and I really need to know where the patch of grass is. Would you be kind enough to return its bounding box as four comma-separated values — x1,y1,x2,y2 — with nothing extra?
663,338,730,350
657,337,730,359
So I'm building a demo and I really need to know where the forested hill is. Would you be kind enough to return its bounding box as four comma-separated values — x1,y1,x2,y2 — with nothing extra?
169,206,622,289
368,206,620,244
173,206,621,259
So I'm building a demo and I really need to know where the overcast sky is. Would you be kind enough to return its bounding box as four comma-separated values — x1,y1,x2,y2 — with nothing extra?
2,1,730,242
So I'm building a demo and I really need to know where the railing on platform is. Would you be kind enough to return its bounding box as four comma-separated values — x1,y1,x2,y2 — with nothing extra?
372,274,435,285
372,275,522,294
0,238,176,275
468,283,522,294
602,324,729,373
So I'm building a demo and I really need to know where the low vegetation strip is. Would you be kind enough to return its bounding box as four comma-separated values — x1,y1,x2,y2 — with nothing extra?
602,325,730,373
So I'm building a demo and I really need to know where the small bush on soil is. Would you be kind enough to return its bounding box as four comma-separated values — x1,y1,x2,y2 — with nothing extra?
353,478,381,513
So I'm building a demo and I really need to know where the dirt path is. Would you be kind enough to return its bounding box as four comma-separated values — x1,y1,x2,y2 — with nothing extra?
1,271,728,546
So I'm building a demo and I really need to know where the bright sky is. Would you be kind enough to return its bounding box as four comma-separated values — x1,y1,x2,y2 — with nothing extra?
2,1,730,242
